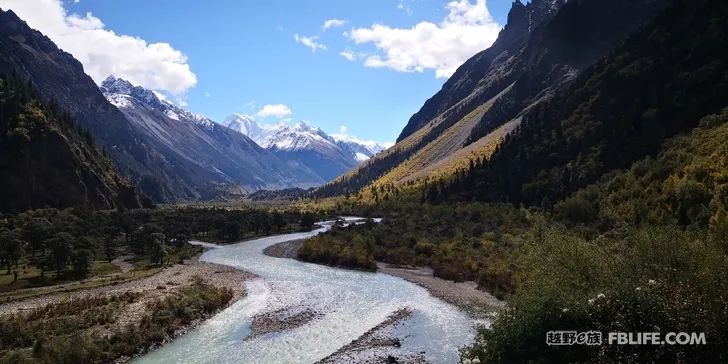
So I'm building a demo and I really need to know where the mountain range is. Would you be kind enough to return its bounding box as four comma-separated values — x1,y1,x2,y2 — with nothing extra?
224,114,387,181
225,114,385,157
100,76,324,199
0,7,384,204
103,77,387,189
3,0,723,213
0,8,184,203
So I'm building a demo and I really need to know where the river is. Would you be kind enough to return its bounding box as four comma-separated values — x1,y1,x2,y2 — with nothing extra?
134,218,477,363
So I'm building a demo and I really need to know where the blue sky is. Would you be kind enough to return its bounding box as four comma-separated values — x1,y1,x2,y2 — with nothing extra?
4,0,512,144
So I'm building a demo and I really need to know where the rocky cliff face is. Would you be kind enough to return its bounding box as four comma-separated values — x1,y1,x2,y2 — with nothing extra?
396,0,564,142
440,0,728,205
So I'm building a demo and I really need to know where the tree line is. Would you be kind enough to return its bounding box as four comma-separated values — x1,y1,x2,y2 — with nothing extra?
0,207,317,282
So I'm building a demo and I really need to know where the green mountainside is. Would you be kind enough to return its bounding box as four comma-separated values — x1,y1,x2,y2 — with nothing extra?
432,0,728,208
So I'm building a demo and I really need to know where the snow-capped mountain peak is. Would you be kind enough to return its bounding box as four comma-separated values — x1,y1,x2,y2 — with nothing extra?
225,113,268,143
101,76,215,129
223,115,388,172
263,121,336,151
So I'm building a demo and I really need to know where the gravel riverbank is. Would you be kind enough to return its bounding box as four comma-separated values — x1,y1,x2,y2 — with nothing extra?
317,308,419,364
378,263,505,318
263,238,305,259
263,239,505,318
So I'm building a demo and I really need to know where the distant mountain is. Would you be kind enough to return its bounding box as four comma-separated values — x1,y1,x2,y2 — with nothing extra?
224,116,386,181
0,74,147,212
334,139,378,162
102,77,324,199
314,0,671,198
225,113,269,144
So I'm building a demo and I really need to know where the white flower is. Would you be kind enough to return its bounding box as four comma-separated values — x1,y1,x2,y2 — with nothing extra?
588,298,595,305
473,359,481,364
636,286,642,291
597,293,605,299
562,308,569,313
463,359,472,364
648,279,656,285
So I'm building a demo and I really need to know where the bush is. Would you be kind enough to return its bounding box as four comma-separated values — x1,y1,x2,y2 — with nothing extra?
0,280,232,363
462,226,728,363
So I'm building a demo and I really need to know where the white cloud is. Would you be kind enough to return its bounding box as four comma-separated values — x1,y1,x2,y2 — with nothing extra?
0,0,197,95
340,50,355,61
294,33,327,52
349,0,501,78
332,125,394,150
322,18,346,31
257,104,293,118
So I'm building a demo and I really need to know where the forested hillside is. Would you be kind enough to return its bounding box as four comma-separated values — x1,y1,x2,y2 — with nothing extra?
0,74,147,212
440,0,728,205
459,107,728,364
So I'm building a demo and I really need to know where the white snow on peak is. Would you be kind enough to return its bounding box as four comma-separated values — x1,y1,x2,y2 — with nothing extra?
164,109,180,121
152,90,168,102
223,116,384,165
106,93,133,108
331,130,391,155
225,113,270,143
101,76,216,129
262,121,336,151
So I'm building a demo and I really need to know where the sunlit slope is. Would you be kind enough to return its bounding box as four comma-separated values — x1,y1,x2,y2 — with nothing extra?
402,117,521,185
371,85,513,188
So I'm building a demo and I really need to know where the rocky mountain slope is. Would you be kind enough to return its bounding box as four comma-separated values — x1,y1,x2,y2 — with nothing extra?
101,77,323,199
225,114,386,181
314,0,671,198
0,74,147,212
